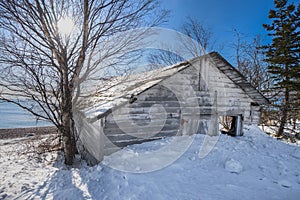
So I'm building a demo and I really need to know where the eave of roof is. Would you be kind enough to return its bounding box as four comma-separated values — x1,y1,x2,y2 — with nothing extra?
207,52,269,105
79,52,269,122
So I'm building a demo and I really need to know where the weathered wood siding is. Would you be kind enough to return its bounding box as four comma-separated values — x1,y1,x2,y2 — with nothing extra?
76,54,263,163
250,104,261,124
192,57,259,125
103,85,182,155
102,57,262,155
74,111,104,165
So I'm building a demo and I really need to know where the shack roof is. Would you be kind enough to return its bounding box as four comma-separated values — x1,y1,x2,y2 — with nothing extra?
78,52,268,121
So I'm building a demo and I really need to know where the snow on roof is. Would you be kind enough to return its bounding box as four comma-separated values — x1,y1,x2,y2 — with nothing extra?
78,61,190,120
77,52,268,121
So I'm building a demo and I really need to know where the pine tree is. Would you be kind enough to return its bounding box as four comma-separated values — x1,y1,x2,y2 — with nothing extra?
262,0,300,136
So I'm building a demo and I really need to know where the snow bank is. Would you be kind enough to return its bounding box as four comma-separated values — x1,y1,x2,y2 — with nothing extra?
0,125,300,199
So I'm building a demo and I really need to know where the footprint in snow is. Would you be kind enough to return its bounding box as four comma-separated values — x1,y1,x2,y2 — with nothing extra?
278,180,292,188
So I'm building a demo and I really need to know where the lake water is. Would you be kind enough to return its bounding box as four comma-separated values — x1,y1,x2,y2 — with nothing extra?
0,101,52,129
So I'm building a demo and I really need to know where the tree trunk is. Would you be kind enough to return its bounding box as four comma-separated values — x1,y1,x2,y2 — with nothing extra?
277,88,290,136
61,66,77,165
61,110,76,165
61,106,77,165
292,114,296,131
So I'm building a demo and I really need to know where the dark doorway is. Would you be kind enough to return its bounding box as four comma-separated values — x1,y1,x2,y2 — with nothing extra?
219,115,243,136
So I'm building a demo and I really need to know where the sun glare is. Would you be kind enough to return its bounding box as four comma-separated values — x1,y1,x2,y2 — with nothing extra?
57,17,75,36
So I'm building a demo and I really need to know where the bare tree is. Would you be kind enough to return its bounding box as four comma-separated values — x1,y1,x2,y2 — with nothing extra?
0,0,168,165
231,31,270,92
182,17,215,57
147,49,184,69
148,17,215,69
231,30,300,136
228,31,274,129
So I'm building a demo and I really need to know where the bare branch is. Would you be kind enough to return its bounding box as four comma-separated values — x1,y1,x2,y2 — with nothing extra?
0,0,168,165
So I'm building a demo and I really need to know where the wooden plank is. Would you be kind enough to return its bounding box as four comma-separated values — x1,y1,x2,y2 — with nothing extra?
104,124,180,135
104,118,180,129
109,137,164,148
106,129,179,143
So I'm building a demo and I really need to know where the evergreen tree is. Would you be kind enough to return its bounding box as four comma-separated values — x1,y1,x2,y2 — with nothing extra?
262,0,300,136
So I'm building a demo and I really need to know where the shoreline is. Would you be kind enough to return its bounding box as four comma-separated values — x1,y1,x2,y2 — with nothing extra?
0,126,58,139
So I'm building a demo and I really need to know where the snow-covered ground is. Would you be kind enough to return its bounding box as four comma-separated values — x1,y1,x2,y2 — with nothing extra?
0,125,300,200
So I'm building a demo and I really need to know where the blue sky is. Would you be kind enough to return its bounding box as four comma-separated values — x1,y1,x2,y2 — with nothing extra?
160,0,299,62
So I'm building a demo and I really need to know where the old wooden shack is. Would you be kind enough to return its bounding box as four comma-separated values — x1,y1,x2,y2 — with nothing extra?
74,52,268,165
